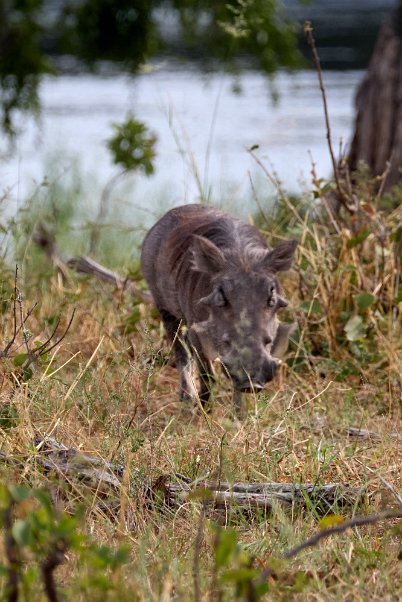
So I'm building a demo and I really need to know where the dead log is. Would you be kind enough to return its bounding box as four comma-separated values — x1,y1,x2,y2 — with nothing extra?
66,256,152,303
0,436,366,518
346,426,402,440
32,222,152,303
163,477,364,514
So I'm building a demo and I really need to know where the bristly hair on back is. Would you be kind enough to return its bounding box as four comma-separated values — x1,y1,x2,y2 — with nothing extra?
167,206,268,272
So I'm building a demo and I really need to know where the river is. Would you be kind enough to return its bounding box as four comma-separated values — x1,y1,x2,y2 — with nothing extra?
1,66,362,221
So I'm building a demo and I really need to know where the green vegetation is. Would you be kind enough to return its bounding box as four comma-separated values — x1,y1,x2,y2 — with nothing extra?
0,0,300,137
0,153,401,599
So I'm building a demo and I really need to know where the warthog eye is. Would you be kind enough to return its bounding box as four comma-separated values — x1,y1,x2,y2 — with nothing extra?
215,287,228,307
267,285,276,308
199,287,229,307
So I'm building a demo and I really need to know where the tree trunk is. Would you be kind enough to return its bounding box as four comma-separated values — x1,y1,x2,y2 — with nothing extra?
348,1,402,191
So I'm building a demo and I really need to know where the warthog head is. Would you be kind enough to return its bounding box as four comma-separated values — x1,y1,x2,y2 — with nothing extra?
189,234,297,392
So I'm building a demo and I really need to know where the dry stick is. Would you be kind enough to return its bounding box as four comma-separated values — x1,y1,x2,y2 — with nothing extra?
284,509,402,560
376,158,393,202
2,266,19,357
37,310,76,357
33,317,62,354
309,152,341,234
17,292,31,357
376,474,402,507
1,267,38,358
258,508,402,581
304,22,352,214
392,229,401,324
247,147,314,236
41,541,67,602
360,463,402,507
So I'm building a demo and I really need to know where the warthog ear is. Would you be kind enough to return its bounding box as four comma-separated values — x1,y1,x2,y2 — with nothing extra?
263,240,297,273
271,322,297,359
191,235,226,273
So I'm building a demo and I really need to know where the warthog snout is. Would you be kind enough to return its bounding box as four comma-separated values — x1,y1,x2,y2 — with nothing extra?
222,355,278,392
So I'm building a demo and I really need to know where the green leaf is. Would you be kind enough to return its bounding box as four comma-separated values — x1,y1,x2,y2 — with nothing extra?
90,544,130,571
34,488,54,514
214,527,238,568
221,567,259,583
12,519,32,547
14,353,28,367
390,224,402,243
22,367,33,381
346,228,370,249
0,484,11,511
8,484,31,503
355,293,376,310
344,315,367,342
0,402,18,429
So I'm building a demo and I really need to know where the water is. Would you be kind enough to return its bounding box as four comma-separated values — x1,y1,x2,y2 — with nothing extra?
1,66,363,219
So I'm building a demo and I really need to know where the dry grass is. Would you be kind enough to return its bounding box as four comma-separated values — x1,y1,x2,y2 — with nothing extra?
0,188,401,600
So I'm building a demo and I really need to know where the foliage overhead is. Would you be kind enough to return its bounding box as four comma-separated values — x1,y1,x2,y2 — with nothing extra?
0,0,301,136
0,0,52,135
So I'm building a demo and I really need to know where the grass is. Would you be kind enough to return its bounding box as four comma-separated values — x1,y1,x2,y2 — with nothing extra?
0,161,401,600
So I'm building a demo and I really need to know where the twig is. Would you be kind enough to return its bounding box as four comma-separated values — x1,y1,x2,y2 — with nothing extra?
304,22,352,214
17,286,32,357
33,318,62,355
258,508,402,581
2,266,19,357
284,508,401,559
41,540,67,602
1,267,38,359
375,474,402,507
37,310,76,357
376,158,393,202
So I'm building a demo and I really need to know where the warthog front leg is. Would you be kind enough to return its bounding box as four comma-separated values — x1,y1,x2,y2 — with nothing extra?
160,310,199,401
188,327,215,409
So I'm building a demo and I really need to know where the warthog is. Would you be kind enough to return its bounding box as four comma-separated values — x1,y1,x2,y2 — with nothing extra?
141,204,297,414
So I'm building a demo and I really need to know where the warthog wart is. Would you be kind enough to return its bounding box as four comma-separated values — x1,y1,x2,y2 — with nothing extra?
141,204,297,415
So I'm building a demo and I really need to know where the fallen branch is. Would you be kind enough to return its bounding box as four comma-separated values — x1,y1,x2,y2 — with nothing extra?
32,221,152,303
257,508,402,583
67,256,152,303
284,508,402,560
0,437,365,518
163,478,364,514
346,426,402,441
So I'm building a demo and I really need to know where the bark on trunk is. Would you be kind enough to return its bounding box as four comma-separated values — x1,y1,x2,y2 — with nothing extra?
348,1,402,191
